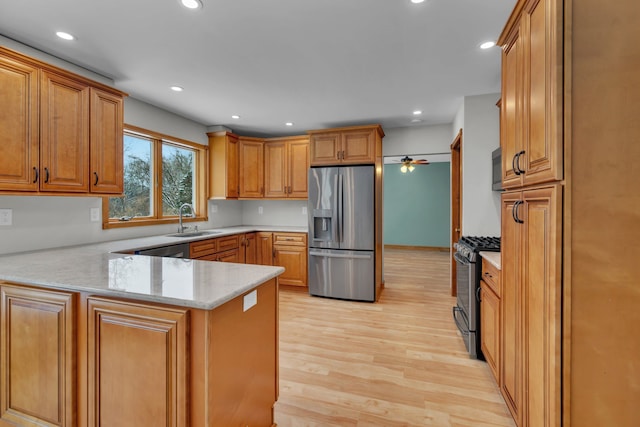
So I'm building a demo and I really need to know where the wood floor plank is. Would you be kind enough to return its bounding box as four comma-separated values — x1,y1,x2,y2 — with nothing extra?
274,248,515,426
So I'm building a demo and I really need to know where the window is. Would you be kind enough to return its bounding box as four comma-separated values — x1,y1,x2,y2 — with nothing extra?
106,125,207,228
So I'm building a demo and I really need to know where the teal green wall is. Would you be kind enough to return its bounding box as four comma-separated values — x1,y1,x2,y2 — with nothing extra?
383,162,451,248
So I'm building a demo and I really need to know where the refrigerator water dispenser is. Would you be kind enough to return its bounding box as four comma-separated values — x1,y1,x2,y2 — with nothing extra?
312,209,333,241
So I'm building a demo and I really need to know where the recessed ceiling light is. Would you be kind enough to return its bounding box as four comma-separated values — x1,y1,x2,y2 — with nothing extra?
285,122,294,127
411,0,425,4
170,86,184,92
480,41,496,49
56,31,75,41
231,115,240,119
413,110,422,115
180,0,203,9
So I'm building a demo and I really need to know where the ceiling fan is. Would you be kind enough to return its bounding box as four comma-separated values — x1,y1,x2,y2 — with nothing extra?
395,155,429,173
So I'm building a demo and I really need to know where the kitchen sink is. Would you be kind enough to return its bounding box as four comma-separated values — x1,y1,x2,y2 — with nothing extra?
166,230,222,238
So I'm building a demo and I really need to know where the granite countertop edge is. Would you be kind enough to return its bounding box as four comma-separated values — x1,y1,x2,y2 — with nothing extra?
0,225,302,310
479,251,501,270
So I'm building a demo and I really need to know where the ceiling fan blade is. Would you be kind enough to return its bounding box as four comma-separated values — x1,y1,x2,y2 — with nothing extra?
412,159,429,164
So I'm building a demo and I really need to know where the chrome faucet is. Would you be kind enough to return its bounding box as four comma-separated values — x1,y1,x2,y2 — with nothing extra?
178,203,195,233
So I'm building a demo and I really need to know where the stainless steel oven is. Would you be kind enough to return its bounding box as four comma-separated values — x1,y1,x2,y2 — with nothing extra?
452,236,500,359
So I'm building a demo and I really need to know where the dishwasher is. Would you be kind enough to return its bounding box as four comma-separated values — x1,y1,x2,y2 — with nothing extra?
134,243,190,258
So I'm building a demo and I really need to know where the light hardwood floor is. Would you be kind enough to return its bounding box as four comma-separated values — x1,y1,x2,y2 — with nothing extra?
274,248,515,427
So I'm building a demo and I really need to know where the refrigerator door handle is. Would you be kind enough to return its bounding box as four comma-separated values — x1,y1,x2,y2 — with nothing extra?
309,251,372,260
331,174,339,243
338,173,344,243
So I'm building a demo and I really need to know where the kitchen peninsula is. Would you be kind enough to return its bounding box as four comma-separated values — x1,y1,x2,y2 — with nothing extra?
0,231,285,427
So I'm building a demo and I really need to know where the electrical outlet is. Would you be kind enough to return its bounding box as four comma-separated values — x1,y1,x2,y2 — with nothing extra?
243,290,257,312
302,206,307,215
258,206,263,215
0,209,12,226
211,204,218,213
90,207,100,222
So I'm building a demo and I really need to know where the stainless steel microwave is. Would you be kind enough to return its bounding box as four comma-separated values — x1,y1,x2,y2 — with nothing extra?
492,147,502,191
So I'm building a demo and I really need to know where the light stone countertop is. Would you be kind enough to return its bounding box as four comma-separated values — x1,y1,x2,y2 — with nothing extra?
0,225,307,310
479,251,501,270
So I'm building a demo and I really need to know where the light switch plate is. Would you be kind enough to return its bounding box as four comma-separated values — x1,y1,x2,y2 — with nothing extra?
211,204,218,213
243,290,257,312
302,206,307,215
90,207,100,222
0,209,12,226
258,206,263,215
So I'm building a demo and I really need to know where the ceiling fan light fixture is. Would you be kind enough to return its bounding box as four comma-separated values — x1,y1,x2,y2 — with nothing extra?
408,164,415,172
400,165,408,173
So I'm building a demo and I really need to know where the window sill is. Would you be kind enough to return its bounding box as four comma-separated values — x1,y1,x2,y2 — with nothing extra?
103,216,208,230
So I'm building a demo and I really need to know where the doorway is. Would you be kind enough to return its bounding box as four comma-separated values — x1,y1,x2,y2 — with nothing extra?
450,129,462,297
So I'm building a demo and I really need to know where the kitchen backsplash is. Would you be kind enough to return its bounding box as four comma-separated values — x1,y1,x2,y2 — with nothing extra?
0,196,306,255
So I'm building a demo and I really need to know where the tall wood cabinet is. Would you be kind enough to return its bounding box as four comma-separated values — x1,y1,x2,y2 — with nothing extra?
497,1,640,425
0,46,125,196
499,1,563,425
264,136,309,199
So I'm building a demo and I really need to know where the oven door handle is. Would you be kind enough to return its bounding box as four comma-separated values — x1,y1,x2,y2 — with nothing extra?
452,306,469,336
453,252,471,265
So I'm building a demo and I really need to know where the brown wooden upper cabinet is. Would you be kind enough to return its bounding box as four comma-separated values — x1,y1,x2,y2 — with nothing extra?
264,136,309,199
238,137,264,198
308,125,384,166
0,46,125,195
499,0,562,190
207,131,239,199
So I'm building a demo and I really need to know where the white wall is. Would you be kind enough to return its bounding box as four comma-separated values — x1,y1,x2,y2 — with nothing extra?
125,98,208,145
241,200,308,227
383,124,452,156
456,93,501,237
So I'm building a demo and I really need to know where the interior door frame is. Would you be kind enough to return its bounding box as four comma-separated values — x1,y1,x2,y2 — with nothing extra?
450,129,462,297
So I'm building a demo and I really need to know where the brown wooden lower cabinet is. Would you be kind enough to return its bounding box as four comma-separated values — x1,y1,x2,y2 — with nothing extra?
273,232,308,287
0,279,279,427
256,232,274,266
480,281,500,383
244,232,257,264
273,245,307,287
0,285,75,427
87,297,189,427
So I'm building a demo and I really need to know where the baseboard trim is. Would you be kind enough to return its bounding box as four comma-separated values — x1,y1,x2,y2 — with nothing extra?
384,244,450,252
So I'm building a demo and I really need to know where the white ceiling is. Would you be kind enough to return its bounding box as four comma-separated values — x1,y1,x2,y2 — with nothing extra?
0,0,515,137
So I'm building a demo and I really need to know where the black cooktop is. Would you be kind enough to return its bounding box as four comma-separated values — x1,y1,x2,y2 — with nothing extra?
458,236,501,252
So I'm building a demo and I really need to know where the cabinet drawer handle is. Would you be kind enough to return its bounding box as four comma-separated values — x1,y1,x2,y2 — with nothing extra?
94,172,99,186
44,167,50,183
515,150,525,175
513,200,524,224
32,167,39,183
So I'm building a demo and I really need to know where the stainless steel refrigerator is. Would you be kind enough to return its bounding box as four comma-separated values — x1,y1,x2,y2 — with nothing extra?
308,165,376,301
